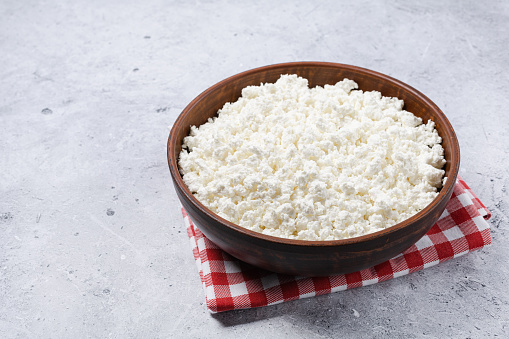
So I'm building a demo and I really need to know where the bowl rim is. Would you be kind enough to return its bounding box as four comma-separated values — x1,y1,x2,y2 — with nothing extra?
168,61,460,247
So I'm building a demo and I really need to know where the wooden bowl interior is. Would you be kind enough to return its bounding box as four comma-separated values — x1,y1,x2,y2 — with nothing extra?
172,63,456,181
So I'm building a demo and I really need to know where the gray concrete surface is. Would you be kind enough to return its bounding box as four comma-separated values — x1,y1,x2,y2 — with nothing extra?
1,0,508,338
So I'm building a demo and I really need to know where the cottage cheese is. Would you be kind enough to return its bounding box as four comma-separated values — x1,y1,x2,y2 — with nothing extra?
179,75,446,240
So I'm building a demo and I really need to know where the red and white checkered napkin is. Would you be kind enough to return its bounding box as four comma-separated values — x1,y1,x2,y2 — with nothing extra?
182,176,492,313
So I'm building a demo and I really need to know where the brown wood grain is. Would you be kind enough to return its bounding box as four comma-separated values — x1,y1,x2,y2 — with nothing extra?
167,62,460,277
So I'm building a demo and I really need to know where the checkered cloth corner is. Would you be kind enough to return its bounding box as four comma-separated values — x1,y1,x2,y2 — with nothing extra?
182,176,492,313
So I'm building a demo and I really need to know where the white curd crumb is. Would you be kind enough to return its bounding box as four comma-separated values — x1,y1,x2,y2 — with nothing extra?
179,75,446,241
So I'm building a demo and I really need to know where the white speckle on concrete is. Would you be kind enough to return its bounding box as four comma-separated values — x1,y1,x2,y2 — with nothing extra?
1,0,508,338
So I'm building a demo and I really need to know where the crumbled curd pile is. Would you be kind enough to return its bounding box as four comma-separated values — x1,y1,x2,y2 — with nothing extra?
179,75,446,240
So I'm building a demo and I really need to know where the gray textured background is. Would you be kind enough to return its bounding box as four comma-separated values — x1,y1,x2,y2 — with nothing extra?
1,0,508,338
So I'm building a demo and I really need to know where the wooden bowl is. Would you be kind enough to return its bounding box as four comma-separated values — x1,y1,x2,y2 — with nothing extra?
167,62,460,277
